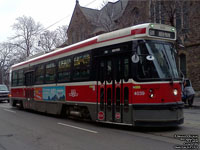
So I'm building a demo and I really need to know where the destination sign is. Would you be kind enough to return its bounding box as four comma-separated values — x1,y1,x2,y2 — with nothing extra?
149,29,175,39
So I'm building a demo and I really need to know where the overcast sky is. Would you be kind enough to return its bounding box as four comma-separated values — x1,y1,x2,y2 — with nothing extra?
0,0,117,42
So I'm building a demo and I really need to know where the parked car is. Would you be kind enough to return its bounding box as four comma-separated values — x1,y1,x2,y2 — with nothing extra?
0,84,10,103
182,79,195,106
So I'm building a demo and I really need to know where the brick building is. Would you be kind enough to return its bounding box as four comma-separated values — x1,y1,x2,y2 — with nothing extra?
67,0,200,94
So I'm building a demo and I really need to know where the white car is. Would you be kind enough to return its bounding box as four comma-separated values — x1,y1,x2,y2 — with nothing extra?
0,84,10,103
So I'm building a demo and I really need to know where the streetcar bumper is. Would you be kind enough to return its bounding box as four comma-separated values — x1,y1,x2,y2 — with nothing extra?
132,102,184,127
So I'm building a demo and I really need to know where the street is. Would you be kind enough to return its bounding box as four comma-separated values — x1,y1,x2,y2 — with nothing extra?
0,101,199,150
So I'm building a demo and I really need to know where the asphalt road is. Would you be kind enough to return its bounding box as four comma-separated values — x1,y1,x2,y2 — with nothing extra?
0,102,199,150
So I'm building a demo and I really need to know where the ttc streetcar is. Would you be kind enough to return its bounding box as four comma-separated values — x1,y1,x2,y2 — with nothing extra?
10,23,184,127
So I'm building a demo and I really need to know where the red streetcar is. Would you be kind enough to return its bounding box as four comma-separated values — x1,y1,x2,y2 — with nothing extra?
10,23,184,127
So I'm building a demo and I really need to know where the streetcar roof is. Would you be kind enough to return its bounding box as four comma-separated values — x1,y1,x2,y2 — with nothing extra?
11,23,176,70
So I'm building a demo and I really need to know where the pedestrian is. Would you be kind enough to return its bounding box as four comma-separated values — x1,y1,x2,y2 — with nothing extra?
183,79,195,106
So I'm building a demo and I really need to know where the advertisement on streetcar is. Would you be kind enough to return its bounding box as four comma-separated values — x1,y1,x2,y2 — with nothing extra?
43,86,66,101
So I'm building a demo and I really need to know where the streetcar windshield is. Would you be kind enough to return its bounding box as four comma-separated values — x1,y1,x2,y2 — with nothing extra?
135,40,179,81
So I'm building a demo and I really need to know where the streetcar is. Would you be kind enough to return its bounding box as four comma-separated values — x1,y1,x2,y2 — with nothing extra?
10,23,184,127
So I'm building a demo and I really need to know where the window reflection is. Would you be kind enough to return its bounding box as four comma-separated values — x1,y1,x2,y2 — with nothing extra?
58,58,71,82
73,53,91,80
45,62,56,83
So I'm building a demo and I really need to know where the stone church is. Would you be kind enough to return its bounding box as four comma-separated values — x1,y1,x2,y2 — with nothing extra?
67,0,200,95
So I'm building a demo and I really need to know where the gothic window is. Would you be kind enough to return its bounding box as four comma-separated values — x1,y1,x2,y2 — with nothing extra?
175,2,189,32
176,4,182,31
150,1,164,24
182,2,189,32
155,1,160,23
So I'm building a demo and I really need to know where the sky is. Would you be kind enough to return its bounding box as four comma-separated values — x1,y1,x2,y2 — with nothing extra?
0,0,117,43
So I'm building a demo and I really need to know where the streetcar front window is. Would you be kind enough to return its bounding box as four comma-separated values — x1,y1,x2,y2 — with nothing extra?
135,40,179,81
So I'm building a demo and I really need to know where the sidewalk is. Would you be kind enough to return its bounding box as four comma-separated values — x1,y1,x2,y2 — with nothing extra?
191,96,200,108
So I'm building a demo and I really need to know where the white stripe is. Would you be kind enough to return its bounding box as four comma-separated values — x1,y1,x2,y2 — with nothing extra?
11,80,180,90
57,122,98,134
3,109,16,113
57,81,96,86
15,81,97,88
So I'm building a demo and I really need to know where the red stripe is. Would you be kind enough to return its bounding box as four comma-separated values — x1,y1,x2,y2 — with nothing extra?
98,28,146,44
131,28,146,35
13,28,146,69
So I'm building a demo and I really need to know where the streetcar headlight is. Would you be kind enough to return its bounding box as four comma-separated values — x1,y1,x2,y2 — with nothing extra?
173,89,178,96
149,93,154,98
149,89,154,98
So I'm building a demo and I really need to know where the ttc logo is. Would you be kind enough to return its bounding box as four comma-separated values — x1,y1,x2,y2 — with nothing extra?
69,89,79,97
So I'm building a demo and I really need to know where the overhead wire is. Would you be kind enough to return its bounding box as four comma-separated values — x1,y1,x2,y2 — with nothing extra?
38,0,99,33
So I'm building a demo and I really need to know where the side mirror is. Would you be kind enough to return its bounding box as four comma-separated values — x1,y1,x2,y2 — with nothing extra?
146,55,154,61
131,40,139,63
131,54,139,63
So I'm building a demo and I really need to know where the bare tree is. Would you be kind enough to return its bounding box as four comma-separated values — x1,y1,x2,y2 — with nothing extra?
55,25,68,47
11,15,43,58
0,42,15,84
38,30,58,52
38,25,68,52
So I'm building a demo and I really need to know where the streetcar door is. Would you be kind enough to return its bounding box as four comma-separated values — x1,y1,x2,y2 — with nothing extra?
104,58,113,122
97,56,129,123
114,56,132,124
97,59,109,121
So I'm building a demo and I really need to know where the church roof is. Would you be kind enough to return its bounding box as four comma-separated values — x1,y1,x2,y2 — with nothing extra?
79,0,129,26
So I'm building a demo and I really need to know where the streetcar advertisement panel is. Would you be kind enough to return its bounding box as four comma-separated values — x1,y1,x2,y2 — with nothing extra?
43,86,65,101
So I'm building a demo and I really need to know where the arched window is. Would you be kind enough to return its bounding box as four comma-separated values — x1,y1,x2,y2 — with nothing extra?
179,54,187,77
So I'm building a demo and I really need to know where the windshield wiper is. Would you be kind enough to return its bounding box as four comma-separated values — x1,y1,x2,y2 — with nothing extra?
161,45,176,84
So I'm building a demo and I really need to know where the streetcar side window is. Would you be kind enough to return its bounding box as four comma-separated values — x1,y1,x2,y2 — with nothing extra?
35,65,45,84
45,62,56,83
58,58,71,82
18,70,24,86
12,71,18,86
73,53,91,81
